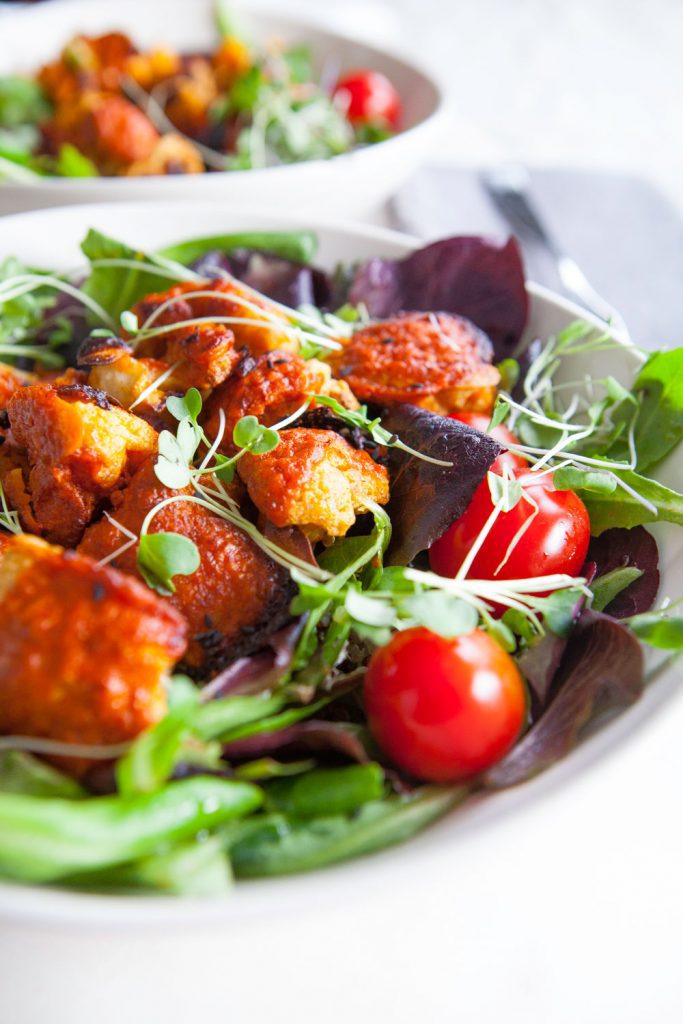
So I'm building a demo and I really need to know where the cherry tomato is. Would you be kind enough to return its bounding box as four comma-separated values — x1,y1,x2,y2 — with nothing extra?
333,70,402,130
429,470,591,582
449,411,527,474
365,627,527,782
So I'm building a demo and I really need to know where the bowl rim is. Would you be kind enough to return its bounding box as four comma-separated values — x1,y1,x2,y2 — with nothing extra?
0,0,446,190
0,200,662,930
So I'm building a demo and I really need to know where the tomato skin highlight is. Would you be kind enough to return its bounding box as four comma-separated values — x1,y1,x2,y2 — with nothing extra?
429,471,591,583
365,628,527,783
333,70,402,129
449,411,527,474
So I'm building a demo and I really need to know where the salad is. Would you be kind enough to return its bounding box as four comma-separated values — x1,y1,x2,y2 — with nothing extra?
0,226,681,896
0,6,401,181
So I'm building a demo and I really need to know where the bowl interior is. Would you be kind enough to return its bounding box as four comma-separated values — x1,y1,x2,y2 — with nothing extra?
0,201,681,927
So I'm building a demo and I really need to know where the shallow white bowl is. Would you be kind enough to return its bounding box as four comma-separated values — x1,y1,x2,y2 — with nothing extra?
0,0,444,218
0,203,681,1024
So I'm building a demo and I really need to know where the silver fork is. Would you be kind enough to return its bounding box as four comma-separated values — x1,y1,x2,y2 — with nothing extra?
481,163,632,343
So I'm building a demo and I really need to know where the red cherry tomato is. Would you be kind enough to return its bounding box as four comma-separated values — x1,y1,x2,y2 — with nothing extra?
333,70,402,130
365,627,527,782
429,471,591,582
449,411,527,474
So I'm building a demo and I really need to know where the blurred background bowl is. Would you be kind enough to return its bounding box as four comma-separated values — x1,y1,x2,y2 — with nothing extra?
0,0,445,217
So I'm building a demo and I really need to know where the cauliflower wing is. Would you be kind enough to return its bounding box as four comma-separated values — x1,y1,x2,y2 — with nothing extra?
329,313,500,414
238,427,389,541
79,457,295,675
80,325,239,421
6,382,157,545
202,350,358,452
132,278,294,356
0,534,186,778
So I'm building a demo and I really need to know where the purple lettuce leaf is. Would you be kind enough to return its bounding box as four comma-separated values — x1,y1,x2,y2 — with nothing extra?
517,592,587,716
222,720,373,764
200,621,303,700
347,236,528,356
381,405,502,565
585,526,660,618
190,249,333,309
484,609,644,789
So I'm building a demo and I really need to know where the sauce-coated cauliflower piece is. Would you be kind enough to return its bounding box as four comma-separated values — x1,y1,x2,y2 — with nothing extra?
0,534,186,778
329,313,500,414
79,457,295,675
238,428,389,541
5,382,157,545
80,324,239,422
202,350,358,452
132,278,295,356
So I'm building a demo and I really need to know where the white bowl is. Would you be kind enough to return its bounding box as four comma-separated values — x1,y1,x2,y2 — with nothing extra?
0,203,681,1024
0,0,445,219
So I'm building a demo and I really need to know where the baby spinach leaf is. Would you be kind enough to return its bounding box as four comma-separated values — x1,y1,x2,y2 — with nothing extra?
0,76,50,127
81,229,192,322
265,763,385,818
590,567,644,612
157,231,318,267
626,611,683,650
0,751,84,799
229,786,468,877
580,470,683,534
55,144,98,178
629,349,683,472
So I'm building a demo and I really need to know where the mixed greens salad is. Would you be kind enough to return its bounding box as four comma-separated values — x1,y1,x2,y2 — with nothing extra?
0,227,681,896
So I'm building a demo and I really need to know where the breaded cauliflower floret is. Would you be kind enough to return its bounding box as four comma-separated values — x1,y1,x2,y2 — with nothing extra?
42,92,159,174
0,534,186,778
5,382,157,546
125,133,205,176
203,350,359,452
80,325,239,421
132,277,294,356
329,313,500,414
0,364,36,412
79,457,295,675
238,428,389,541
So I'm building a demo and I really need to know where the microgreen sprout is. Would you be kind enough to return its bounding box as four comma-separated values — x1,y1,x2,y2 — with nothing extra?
310,395,454,468
0,479,21,536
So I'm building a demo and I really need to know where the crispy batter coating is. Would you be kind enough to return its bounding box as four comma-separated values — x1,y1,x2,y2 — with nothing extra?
238,428,389,541
43,92,159,173
202,350,359,452
0,364,36,412
0,534,186,778
125,133,205,176
79,457,295,675
6,382,157,546
164,56,219,139
329,313,500,413
125,48,182,91
81,325,239,419
213,37,252,90
38,32,136,106
132,278,294,356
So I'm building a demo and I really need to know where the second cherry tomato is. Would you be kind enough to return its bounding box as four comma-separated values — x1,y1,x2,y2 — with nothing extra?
333,70,402,129
429,471,591,581
365,627,527,783
449,411,527,474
